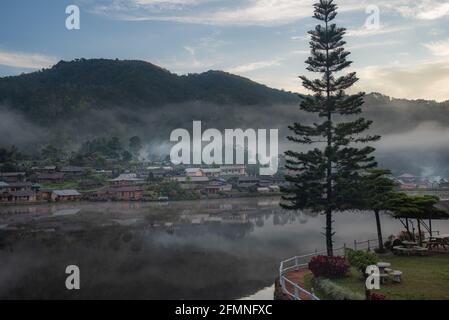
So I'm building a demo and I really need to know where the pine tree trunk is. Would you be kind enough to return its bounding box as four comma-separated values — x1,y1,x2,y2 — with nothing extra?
324,18,334,258
374,209,384,251
326,209,333,256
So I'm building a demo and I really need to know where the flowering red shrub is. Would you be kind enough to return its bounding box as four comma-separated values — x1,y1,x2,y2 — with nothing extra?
369,293,387,300
308,255,349,278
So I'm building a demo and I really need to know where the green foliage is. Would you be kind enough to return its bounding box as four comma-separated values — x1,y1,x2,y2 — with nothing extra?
387,193,447,219
129,136,142,158
0,59,298,125
40,144,62,162
0,146,23,171
282,0,379,255
345,249,378,273
313,278,365,300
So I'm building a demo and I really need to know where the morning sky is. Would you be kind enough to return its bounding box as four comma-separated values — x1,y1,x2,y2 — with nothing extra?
1,0,449,101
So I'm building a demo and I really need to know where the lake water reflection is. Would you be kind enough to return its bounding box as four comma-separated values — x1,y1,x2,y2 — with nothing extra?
0,197,447,299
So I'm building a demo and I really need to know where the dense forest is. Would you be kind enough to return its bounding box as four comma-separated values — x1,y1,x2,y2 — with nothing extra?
0,58,298,123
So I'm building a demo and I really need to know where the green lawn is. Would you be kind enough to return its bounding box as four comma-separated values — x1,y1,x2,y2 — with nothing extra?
305,254,449,300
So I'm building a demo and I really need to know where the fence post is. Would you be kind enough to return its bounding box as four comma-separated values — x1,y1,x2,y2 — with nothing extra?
367,240,371,251
294,286,300,300
295,257,299,271
354,240,357,250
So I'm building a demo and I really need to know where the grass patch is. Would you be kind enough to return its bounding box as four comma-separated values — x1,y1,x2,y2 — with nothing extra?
306,254,449,300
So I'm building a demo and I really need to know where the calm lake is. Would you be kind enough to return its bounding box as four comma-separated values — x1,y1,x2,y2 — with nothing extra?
0,197,448,299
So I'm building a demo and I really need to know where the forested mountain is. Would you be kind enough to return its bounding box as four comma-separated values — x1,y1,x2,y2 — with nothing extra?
1,58,449,175
0,59,298,123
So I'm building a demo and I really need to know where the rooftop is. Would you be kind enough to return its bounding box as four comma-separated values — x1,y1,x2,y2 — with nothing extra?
52,190,81,196
109,173,144,182
0,172,25,177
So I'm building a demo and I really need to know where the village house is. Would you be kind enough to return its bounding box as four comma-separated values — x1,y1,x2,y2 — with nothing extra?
5,190,37,203
7,182,33,192
172,176,210,190
0,181,9,192
237,176,260,189
202,168,222,178
95,170,114,178
0,181,37,204
60,166,88,177
139,167,175,180
0,192,9,203
37,172,65,184
0,172,26,183
147,168,169,179
97,186,144,201
185,168,204,177
109,173,144,186
51,190,82,202
257,187,271,193
220,165,246,177
31,166,57,174
38,189,53,201
109,186,143,200
203,180,232,195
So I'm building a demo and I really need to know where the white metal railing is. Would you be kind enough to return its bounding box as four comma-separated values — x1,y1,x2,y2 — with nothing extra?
278,239,380,301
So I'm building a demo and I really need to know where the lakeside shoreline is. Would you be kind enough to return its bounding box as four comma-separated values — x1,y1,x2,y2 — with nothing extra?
0,192,283,208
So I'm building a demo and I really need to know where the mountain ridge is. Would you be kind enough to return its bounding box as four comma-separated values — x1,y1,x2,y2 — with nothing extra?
0,58,299,124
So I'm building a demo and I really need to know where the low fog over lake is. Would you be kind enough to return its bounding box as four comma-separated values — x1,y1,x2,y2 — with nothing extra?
1,197,448,299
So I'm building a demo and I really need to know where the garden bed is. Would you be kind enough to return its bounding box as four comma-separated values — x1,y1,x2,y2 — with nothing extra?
304,254,449,300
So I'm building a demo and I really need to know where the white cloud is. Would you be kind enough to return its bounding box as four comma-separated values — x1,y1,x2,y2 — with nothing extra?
227,58,283,73
346,25,411,37
394,0,449,20
352,58,449,102
184,46,196,56
348,40,402,50
89,0,366,26
87,0,449,25
0,50,58,69
423,38,449,56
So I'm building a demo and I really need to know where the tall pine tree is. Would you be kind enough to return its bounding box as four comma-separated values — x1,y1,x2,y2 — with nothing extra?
282,0,379,256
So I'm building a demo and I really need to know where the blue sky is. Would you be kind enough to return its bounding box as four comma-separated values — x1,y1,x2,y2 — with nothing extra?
1,0,449,101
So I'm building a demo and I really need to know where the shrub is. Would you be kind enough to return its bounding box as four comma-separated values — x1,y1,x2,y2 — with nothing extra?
369,293,387,300
313,278,365,300
345,249,379,274
308,255,349,278
384,235,395,250
398,230,424,242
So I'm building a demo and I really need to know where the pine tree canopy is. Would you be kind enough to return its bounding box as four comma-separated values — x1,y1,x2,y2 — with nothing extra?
282,0,380,214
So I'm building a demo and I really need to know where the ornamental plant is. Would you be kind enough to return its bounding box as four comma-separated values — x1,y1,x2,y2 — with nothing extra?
308,255,349,278
369,293,387,300
345,248,378,274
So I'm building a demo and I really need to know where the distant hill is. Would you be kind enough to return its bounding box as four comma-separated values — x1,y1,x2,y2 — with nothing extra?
1,58,449,176
0,59,298,124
